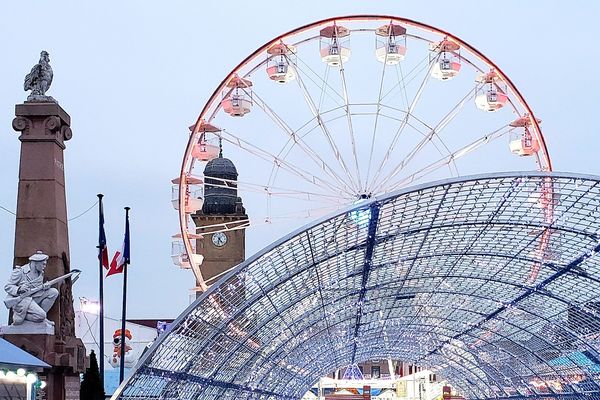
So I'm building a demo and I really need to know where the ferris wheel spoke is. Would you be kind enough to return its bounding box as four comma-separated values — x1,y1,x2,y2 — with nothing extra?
394,108,456,160
194,218,251,235
318,66,331,112
369,54,440,189
269,109,354,193
365,49,393,192
203,175,349,204
318,65,336,112
380,53,431,103
267,203,344,220
377,110,457,172
196,203,343,235
378,108,458,177
288,53,345,107
293,65,360,193
405,117,459,178
379,103,435,132
384,124,513,192
337,55,363,191
292,104,346,137
219,129,352,197
395,63,411,112
371,85,481,193
250,89,356,195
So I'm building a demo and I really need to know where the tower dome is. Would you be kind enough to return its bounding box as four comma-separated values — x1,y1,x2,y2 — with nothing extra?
202,156,239,214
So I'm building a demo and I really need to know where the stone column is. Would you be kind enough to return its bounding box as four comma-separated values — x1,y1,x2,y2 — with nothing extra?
4,102,86,400
11,103,74,332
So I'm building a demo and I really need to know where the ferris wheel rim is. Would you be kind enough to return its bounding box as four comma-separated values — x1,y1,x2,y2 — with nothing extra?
184,15,550,172
178,15,552,291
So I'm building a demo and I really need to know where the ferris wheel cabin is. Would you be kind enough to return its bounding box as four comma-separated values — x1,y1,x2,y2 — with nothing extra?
266,43,297,84
375,23,407,65
430,40,461,80
221,75,253,117
171,175,204,214
475,71,508,112
171,233,204,269
320,24,351,66
191,122,221,161
509,115,541,156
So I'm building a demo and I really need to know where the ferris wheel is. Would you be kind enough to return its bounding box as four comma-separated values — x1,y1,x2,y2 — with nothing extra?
172,15,552,291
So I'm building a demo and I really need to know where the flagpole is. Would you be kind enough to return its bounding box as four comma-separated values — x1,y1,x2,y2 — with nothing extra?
97,193,105,388
119,207,131,384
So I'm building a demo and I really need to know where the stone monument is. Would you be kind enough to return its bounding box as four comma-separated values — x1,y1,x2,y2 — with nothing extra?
1,51,86,400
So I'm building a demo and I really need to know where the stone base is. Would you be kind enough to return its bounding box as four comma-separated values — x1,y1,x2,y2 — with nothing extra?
0,320,54,335
34,370,81,400
25,95,57,103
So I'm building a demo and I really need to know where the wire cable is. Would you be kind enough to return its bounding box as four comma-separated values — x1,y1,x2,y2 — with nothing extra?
0,199,99,221
68,199,99,222
0,204,16,216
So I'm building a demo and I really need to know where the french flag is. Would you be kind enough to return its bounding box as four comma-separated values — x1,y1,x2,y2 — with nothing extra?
107,211,130,277
98,200,110,270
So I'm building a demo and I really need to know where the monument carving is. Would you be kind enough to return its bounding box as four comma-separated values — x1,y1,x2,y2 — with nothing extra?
24,51,55,103
58,252,76,338
3,251,80,334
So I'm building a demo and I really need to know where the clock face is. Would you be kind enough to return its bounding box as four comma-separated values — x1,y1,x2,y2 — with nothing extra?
211,232,228,247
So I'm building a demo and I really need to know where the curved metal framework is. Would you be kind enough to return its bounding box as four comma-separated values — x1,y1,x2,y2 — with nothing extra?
177,15,553,290
118,173,600,400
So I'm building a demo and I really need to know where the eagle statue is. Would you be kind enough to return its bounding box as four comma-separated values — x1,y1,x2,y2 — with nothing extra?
24,50,55,102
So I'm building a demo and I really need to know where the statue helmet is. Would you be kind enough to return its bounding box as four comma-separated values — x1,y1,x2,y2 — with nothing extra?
29,251,49,262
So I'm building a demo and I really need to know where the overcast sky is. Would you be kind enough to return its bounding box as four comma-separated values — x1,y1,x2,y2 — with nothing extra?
1,1,598,324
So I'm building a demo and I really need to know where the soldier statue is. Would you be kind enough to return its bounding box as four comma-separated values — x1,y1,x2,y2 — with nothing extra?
4,251,58,326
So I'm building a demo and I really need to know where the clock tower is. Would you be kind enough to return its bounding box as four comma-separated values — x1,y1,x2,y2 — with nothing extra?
191,153,248,288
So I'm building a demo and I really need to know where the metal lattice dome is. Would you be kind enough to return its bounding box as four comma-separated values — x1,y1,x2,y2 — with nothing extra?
116,173,600,400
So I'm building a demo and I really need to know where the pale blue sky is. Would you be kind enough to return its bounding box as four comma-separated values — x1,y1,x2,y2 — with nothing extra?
0,1,598,323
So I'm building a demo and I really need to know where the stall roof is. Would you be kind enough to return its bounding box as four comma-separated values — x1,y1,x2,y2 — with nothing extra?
0,338,50,369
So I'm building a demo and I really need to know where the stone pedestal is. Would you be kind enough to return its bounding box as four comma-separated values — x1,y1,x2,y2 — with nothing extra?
3,102,86,400
0,320,54,335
